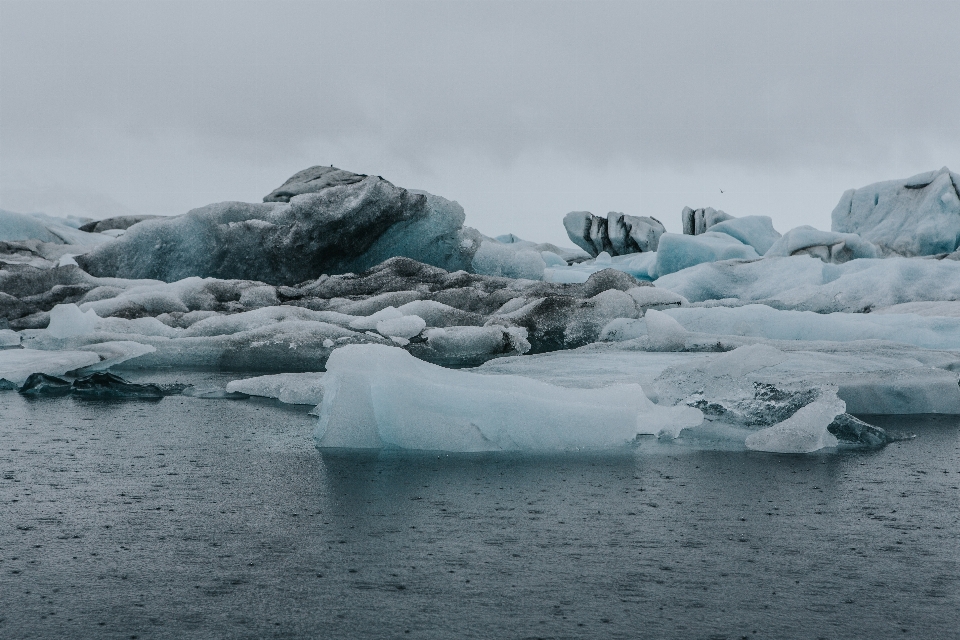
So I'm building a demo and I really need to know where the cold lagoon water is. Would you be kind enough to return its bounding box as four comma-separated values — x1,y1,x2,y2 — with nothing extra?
2,384,958,640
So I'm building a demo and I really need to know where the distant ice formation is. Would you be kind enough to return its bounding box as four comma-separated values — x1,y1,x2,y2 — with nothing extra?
4,166,960,455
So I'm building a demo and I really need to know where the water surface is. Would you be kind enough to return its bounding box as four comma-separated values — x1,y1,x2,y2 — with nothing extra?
1,391,958,639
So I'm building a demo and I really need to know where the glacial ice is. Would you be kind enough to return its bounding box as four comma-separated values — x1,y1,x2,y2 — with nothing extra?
681,207,734,235
1,329,20,348
832,166,960,256
471,239,546,280
0,209,112,246
0,349,101,386
314,344,703,451
662,304,960,350
563,211,666,257
655,254,960,313
375,315,426,339
654,232,760,278
76,170,481,284
764,226,879,263
226,373,325,405
743,390,843,453
707,216,781,255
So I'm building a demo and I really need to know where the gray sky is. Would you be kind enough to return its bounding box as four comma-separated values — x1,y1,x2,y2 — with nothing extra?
2,0,958,245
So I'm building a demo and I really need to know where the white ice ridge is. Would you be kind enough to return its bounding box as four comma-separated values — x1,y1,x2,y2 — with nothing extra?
226,373,325,405
662,304,960,351
314,344,703,451
0,349,101,385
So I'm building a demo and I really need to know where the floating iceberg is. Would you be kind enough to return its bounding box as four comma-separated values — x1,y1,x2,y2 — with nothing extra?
0,348,101,385
314,344,703,451
226,373,325,405
744,390,843,453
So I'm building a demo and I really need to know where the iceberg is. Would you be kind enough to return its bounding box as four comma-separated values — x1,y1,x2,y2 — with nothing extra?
70,372,163,399
314,344,703,451
0,348,101,385
708,216,781,255
654,232,759,278
832,167,960,256
764,226,879,263
226,373,325,405
18,372,72,396
77,168,481,284
681,207,734,235
655,254,960,313
662,304,960,351
744,390,843,453
563,211,665,257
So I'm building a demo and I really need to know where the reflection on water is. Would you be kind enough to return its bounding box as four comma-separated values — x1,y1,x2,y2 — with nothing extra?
1,392,958,639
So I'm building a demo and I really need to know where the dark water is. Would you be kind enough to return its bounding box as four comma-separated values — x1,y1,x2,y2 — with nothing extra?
1,391,959,639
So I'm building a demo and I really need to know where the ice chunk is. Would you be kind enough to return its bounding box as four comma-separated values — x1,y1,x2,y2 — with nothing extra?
314,344,703,451
395,300,483,328
238,285,279,309
226,373,325,405
764,226,879,262
654,232,759,278
0,348,100,385
376,315,426,339
71,372,163,399
832,167,960,256
599,318,648,342
1,329,20,348
471,239,546,280
47,304,99,338
19,372,72,396
653,343,960,417
663,304,960,351
626,286,687,312
744,390,843,453
708,216,781,255
181,386,249,400
73,341,158,373
681,207,735,235
348,306,404,331
644,309,688,351
563,211,666,256
408,325,530,367
184,306,351,338
655,254,960,313
540,251,567,267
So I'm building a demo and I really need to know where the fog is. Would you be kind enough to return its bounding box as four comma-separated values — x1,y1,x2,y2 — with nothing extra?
2,0,958,244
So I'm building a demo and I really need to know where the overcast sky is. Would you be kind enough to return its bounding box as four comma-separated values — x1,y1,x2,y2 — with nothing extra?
1,0,958,245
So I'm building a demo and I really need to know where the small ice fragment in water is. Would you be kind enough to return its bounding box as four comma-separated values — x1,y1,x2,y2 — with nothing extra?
19,373,72,396
71,372,163,399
